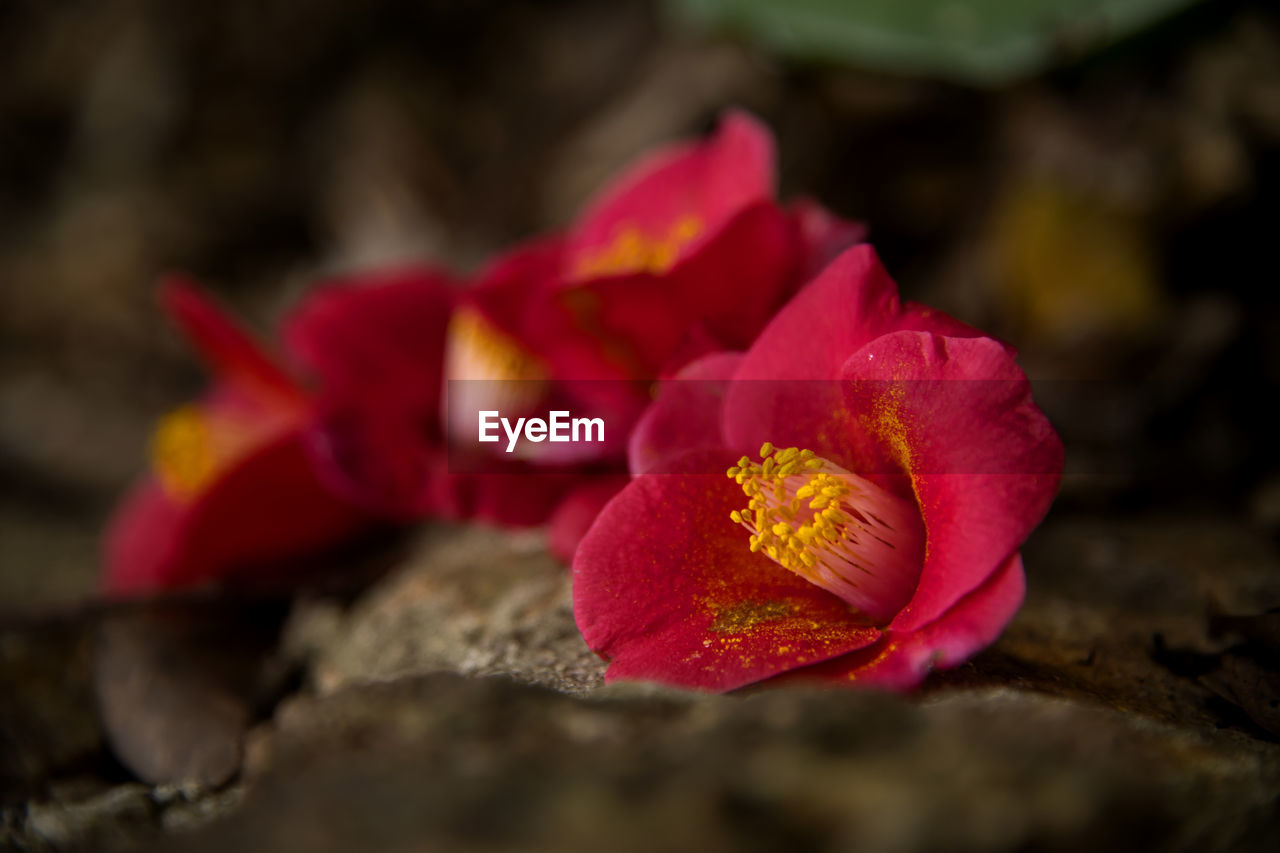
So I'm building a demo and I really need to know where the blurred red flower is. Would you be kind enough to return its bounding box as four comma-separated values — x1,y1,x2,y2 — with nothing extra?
287,110,865,558
282,253,596,531
555,110,863,380
103,279,377,595
573,246,1063,691
105,110,868,592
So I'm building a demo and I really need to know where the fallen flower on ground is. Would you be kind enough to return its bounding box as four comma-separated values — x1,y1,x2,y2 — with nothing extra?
103,279,377,595
287,110,865,560
282,250,609,538
573,245,1063,691
555,109,865,383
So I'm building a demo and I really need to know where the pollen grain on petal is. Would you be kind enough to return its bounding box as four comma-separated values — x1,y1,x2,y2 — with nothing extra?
864,383,915,472
709,599,799,633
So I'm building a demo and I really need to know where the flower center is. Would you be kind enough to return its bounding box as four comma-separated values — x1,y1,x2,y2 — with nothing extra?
726,443,925,624
151,405,219,498
150,398,303,501
443,307,550,451
574,216,703,278
444,307,549,386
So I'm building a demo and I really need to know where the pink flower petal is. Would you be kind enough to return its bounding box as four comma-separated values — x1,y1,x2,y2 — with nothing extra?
722,245,1017,495
627,352,743,475
104,432,371,595
786,197,868,280
558,203,796,380
719,246,910,475
463,235,618,385
727,246,908,386
444,465,587,528
160,276,304,404
283,268,457,517
464,235,566,344
838,331,1062,632
547,475,631,563
101,480,184,595
567,110,775,281
654,322,725,379
178,433,372,585
283,266,455,418
784,552,1025,690
573,450,881,692
303,403,444,519
661,203,800,352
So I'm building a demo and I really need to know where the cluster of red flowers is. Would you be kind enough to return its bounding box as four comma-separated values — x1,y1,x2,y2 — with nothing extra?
104,111,1062,692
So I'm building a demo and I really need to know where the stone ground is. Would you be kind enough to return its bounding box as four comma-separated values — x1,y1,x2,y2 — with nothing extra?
3,514,1279,851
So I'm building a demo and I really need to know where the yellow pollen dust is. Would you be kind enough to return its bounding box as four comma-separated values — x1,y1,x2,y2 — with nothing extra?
726,443,844,577
575,216,703,278
445,308,548,383
150,405,220,498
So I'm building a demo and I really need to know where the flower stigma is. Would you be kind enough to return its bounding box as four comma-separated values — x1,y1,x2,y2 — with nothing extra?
726,443,925,624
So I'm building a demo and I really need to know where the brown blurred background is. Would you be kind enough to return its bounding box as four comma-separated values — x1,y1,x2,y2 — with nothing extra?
2,0,1279,607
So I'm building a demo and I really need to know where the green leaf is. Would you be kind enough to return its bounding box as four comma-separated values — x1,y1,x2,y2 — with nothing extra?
668,0,1201,84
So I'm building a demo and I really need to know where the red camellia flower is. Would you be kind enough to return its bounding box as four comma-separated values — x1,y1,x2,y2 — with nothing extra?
283,251,601,531
103,279,377,595
287,110,865,558
555,110,864,379
281,264,458,518
573,245,1064,691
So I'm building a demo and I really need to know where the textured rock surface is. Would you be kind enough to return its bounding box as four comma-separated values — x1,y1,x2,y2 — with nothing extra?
150,676,1278,852
932,517,1280,731
287,526,606,697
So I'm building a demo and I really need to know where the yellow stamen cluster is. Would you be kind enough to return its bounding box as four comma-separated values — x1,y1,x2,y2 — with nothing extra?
575,216,703,278
726,442,858,579
727,442,927,623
